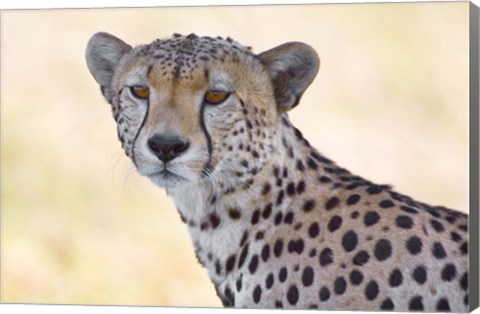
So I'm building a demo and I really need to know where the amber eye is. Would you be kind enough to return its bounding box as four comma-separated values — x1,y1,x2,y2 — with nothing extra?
130,86,150,100
204,90,230,105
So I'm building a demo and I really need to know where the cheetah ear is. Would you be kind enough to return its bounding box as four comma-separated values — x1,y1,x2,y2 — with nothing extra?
258,42,320,113
86,32,132,103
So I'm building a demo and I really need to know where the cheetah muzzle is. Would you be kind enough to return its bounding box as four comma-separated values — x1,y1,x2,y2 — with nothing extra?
86,32,469,311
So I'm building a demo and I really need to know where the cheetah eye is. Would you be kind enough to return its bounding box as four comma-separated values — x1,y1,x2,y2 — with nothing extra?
130,86,150,100
204,90,230,105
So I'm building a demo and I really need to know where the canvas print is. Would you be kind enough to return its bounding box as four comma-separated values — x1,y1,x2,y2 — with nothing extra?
1,2,475,312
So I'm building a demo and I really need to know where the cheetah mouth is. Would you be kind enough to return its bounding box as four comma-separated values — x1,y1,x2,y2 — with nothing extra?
148,169,187,187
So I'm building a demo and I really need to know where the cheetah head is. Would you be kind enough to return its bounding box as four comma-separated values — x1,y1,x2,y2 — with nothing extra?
86,33,319,189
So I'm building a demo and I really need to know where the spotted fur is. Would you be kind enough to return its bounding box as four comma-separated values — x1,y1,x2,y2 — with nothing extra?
86,32,469,311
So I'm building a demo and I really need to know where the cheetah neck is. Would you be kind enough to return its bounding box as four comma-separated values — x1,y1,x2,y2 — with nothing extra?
167,114,341,286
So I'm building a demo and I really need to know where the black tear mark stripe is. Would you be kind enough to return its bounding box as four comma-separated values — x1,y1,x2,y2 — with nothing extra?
200,100,214,176
131,88,150,167
240,99,253,141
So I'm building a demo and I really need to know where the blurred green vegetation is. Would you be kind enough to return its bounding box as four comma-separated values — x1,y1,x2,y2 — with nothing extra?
1,3,468,307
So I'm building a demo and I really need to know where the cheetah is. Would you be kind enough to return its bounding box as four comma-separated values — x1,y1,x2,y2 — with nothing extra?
86,32,469,311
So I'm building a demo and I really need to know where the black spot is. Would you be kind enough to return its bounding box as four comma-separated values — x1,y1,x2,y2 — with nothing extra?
276,190,284,206
226,255,236,273
178,212,187,224
236,276,242,292
412,265,427,284
430,219,445,232
450,231,462,242
248,254,258,274
286,182,296,196
365,280,379,301
364,211,380,226
389,269,403,287
261,244,270,262
308,222,320,238
215,259,222,275
400,205,419,214
302,266,314,287
234,171,243,177
275,301,283,308
379,200,395,208
366,185,383,195
350,270,364,285
347,194,361,205
460,272,468,290
334,277,347,295
279,267,288,282
307,158,318,170
432,242,447,259
380,298,394,310
464,294,468,306
266,273,274,289
351,211,359,219
341,230,358,252
436,298,451,311
409,296,424,310
374,239,392,261
296,160,305,171
209,213,220,228
251,210,260,225
276,178,283,187
396,215,414,229
325,197,340,210
441,263,457,281
296,181,306,194
311,150,332,164
223,286,234,307
262,203,272,219
460,241,468,255
228,208,241,220
287,285,299,305
284,212,294,224
238,243,249,268
319,248,334,267
319,176,332,183
262,183,271,195
406,236,423,255
425,206,441,218
252,285,262,304
445,215,457,224
353,250,370,266
274,212,283,225
346,183,361,190
274,239,284,257
303,199,316,212
319,287,330,301
239,231,248,246
328,215,343,232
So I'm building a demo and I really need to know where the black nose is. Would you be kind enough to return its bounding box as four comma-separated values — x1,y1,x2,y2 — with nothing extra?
147,135,190,162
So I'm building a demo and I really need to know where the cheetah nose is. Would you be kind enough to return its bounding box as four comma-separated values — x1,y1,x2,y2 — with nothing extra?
147,134,190,162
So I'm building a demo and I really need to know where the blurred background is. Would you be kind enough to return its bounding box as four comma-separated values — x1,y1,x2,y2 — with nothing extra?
1,2,469,307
